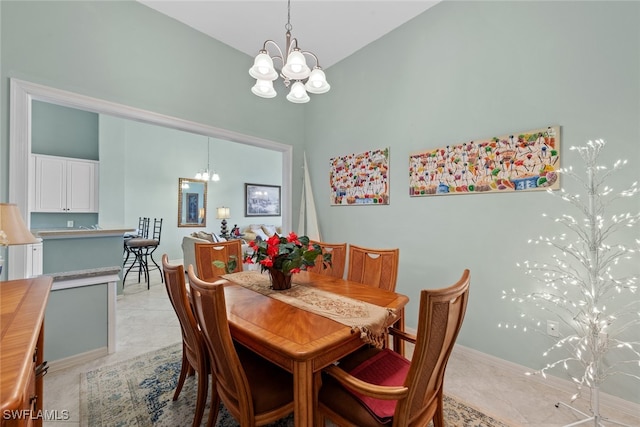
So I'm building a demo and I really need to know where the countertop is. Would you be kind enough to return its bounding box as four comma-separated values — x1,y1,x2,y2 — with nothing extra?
33,228,135,239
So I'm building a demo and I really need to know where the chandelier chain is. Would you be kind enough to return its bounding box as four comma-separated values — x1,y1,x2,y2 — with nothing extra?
285,0,292,32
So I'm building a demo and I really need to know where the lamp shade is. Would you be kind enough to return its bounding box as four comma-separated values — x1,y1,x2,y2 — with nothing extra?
251,79,277,98
282,49,311,80
249,52,278,81
0,203,38,245
216,206,230,220
286,81,310,104
305,68,330,94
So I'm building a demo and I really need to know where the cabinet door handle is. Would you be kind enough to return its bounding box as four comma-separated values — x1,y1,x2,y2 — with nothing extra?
36,361,48,377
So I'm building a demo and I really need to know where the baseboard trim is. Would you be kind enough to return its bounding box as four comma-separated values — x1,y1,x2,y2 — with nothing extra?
48,347,108,373
453,343,640,418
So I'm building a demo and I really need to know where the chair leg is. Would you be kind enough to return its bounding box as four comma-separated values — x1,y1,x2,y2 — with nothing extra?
138,251,147,284
173,348,190,401
123,245,132,266
192,363,209,427
433,391,445,427
141,252,150,289
206,385,221,427
148,248,163,283
123,249,140,283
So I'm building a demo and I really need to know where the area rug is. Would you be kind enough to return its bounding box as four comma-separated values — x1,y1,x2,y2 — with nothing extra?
80,344,511,427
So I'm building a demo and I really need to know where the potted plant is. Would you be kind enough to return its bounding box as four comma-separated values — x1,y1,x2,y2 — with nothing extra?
244,232,331,289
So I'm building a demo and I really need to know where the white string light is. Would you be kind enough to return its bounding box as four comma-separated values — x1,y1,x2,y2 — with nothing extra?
499,140,639,424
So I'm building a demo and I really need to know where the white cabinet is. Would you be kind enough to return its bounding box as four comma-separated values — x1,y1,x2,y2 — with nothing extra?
27,241,44,278
32,154,99,213
7,241,43,280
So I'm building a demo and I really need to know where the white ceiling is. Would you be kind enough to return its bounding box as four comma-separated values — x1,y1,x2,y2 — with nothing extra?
137,1,441,69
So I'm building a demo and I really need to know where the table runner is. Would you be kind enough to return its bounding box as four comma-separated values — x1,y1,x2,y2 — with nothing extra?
221,271,398,348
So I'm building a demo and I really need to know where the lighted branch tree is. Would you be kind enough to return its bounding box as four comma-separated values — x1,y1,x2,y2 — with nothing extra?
501,140,639,426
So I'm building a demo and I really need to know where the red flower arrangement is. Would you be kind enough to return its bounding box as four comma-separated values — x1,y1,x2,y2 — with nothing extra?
244,232,330,275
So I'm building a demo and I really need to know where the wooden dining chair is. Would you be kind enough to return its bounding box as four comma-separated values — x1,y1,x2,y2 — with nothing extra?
347,244,399,292
161,255,209,427
187,265,294,427
316,269,470,427
307,240,347,278
194,240,243,282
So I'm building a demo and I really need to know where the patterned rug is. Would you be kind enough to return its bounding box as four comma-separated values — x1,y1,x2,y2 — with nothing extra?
80,344,512,427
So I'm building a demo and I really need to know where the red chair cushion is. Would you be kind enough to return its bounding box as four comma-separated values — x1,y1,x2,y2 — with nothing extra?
347,348,410,422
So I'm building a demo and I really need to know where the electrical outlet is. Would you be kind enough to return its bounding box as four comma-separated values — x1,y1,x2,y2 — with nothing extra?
547,320,560,337
67,220,74,228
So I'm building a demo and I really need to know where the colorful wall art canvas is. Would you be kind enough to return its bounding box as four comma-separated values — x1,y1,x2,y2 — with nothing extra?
409,126,560,197
330,148,389,206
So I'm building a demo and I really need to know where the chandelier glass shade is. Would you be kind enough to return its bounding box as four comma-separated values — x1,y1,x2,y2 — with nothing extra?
249,0,330,103
195,138,220,182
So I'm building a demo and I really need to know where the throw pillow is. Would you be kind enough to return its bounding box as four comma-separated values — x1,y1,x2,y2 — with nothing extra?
249,225,269,240
262,224,278,237
193,231,217,242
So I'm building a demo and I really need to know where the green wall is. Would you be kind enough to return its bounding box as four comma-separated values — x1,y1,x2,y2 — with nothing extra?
42,235,121,360
0,0,305,200
2,0,638,404
32,100,99,159
42,236,123,275
30,101,100,230
304,0,639,402
45,284,109,361
99,115,282,262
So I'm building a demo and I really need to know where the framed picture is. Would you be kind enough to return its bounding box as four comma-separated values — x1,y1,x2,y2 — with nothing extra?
245,183,281,217
178,177,207,227
330,148,390,205
409,126,560,196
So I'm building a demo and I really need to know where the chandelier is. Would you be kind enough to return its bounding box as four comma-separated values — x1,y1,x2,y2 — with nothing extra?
249,0,330,103
195,137,220,182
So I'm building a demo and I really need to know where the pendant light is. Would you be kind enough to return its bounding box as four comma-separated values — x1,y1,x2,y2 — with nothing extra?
249,0,330,103
195,138,220,182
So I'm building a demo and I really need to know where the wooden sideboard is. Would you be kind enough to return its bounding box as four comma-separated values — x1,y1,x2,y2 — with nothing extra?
1,276,52,427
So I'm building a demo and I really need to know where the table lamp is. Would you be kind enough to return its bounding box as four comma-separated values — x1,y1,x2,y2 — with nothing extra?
216,206,230,238
0,203,39,276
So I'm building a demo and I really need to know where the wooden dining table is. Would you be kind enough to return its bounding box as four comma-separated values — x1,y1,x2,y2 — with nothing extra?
221,270,409,427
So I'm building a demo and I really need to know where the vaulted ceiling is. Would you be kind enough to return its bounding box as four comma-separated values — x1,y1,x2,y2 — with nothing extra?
138,1,441,69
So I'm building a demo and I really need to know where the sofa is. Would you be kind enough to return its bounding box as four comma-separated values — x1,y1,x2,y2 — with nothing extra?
181,231,250,272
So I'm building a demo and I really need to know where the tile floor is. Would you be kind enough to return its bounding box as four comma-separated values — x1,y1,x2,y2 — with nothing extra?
43,273,639,426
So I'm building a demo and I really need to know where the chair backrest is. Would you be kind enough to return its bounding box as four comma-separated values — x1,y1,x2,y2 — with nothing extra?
151,218,163,243
347,244,399,291
394,269,470,426
162,255,206,374
194,240,243,281
187,266,254,421
307,241,347,278
137,217,150,238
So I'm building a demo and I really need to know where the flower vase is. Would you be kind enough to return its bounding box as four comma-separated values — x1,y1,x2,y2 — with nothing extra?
268,268,292,290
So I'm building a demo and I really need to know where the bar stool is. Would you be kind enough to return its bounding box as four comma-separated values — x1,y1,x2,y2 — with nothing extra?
124,218,163,288
123,217,149,269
